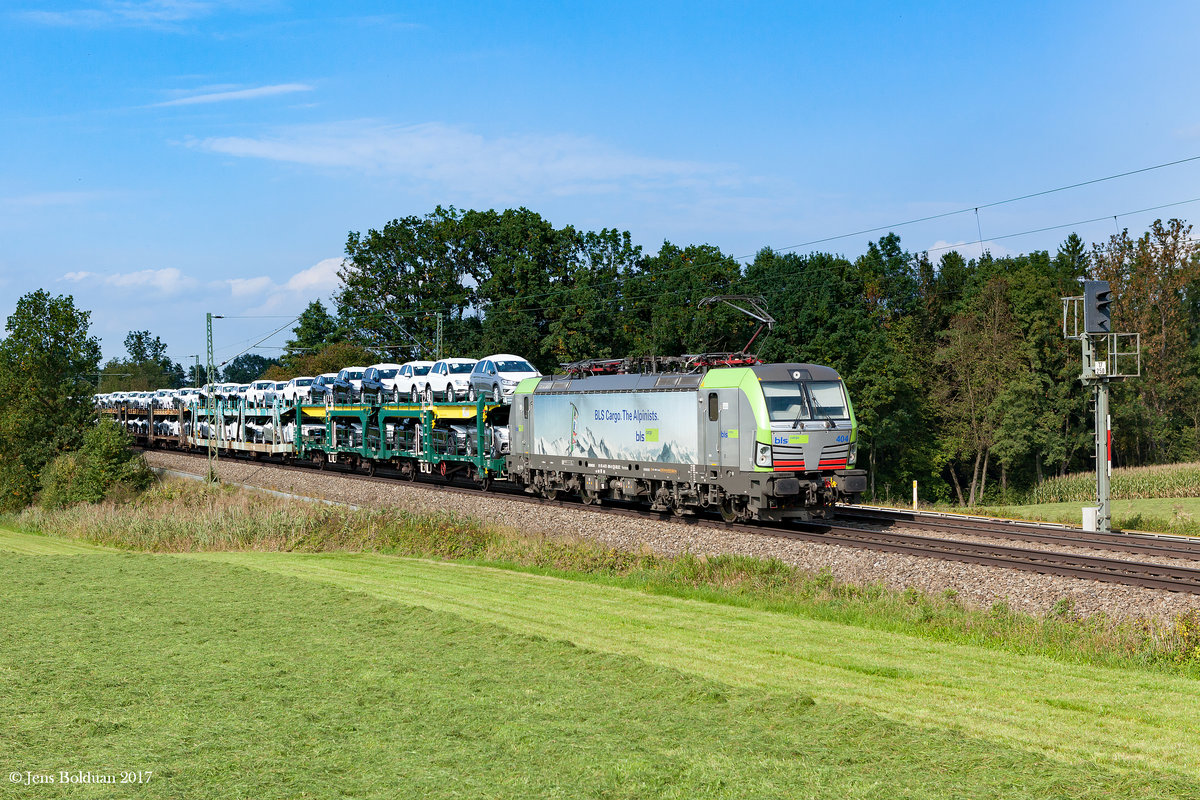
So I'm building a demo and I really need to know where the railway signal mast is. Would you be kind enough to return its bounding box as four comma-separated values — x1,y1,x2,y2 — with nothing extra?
1062,282,1140,532
206,312,221,483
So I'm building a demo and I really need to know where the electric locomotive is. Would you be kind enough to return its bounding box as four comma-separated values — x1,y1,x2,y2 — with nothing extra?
507,362,867,521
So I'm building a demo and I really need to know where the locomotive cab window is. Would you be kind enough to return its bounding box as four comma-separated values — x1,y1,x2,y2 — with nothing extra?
707,392,719,422
762,381,848,422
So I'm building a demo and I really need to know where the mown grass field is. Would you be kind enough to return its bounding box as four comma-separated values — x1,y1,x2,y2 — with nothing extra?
11,483,1200,673
2,527,1200,798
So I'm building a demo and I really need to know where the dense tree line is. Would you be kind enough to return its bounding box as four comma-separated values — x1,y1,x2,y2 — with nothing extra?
323,207,1200,504
4,208,1193,509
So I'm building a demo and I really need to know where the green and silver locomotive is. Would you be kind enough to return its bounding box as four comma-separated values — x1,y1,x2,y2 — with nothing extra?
507,362,867,521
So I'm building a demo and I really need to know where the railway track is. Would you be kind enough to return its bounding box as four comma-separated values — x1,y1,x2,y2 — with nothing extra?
141,447,1200,596
838,506,1200,560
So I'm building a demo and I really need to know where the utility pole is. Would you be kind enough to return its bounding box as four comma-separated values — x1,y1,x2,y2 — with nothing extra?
1062,282,1139,532
206,313,222,483
435,312,444,360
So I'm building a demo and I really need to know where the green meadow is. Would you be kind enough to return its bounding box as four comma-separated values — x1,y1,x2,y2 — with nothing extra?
2,527,1199,798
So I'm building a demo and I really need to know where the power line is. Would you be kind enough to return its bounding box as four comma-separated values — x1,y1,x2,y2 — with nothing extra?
345,152,1200,314
923,195,1200,255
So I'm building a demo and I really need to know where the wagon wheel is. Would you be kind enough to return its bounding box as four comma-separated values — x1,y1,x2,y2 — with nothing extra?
402,461,417,481
477,472,492,492
317,455,327,471
438,461,449,479
366,460,377,477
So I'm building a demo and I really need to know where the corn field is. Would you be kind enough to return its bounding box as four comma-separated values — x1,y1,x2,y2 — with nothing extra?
1028,462,1200,504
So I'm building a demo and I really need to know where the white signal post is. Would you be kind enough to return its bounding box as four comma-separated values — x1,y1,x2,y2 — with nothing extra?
1062,282,1139,533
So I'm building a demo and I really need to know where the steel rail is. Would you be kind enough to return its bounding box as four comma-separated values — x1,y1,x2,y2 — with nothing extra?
837,507,1200,560
137,447,1200,595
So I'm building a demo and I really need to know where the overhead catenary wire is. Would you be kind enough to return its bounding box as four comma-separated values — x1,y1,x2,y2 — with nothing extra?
212,154,1200,358
337,152,1200,316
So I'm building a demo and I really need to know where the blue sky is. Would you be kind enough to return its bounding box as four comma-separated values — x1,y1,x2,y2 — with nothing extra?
3,0,1200,366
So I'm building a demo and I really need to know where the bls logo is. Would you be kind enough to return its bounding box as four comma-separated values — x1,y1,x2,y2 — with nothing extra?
773,435,788,445
835,434,850,443
635,431,645,442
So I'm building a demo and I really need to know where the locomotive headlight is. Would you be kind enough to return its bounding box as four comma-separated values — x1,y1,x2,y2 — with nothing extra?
756,442,773,468
848,440,858,467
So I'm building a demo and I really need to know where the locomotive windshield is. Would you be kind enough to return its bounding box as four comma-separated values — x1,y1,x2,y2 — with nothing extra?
761,380,848,422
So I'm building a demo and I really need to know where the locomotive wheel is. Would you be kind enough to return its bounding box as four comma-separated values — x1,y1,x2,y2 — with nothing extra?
541,485,559,501
719,500,738,523
580,486,600,505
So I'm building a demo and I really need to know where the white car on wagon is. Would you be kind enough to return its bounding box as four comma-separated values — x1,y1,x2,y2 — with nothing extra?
421,358,477,403
398,361,435,403
468,354,541,402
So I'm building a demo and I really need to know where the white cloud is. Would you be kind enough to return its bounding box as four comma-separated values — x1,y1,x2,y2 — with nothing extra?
284,257,343,293
214,258,343,314
154,83,313,107
18,1,218,28
190,122,732,200
61,267,196,295
225,276,274,297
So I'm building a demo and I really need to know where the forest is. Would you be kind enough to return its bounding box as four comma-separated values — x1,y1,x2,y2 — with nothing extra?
84,206,1200,506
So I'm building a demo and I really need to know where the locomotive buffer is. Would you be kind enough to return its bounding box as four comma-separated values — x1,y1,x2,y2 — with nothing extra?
1062,281,1140,532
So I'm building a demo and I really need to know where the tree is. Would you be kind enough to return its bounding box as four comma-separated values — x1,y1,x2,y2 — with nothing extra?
98,329,184,391
933,278,1027,505
338,206,479,362
0,290,101,509
221,353,280,384
545,228,643,364
39,419,153,508
283,301,343,367
1090,219,1200,463
124,330,168,364
265,341,379,380
624,241,748,357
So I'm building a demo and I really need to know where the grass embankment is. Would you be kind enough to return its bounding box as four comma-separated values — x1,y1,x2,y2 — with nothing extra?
7,481,1200,677
6,552,1198,798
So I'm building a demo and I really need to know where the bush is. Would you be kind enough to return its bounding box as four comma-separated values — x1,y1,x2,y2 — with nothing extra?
38,421,154,508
